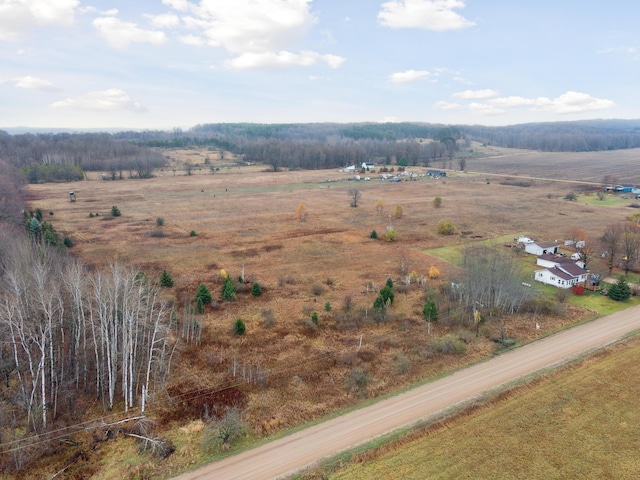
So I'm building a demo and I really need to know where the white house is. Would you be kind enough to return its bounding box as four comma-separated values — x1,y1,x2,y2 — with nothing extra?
361,162,375,170
517,236,534,244
342,165,356,173
525,241,558,256
534,263,589,289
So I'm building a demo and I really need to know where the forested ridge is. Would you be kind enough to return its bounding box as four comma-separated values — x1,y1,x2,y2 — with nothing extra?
2,119,640,183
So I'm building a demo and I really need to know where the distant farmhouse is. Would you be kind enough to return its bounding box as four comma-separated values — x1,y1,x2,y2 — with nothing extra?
361,162,375,170
426,170,446,178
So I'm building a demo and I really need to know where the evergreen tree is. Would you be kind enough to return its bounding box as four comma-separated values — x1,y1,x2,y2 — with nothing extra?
423,301,437,323
251,282,262,296
233,318,246,335
222,276,237,301
608,278,632,301
379,285,394,305
160,270,174,288
194,283,212,313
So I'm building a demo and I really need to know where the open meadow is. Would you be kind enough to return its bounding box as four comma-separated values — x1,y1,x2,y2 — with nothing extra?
19,147,640,478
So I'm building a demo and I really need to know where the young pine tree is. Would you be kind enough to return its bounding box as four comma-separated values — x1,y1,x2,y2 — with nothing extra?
194,283,212,313
159,270,174,288
222,276,237,301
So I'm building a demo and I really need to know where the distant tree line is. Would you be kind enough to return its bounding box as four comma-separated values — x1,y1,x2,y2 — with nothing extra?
463,119,640,152
0,131,166,182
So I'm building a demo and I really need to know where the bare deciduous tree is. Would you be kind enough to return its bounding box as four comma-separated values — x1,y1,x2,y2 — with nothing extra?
601,223,623,273
348,188,361,208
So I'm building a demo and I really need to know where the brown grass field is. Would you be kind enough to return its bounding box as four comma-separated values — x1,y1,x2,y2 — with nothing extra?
19,146,640,479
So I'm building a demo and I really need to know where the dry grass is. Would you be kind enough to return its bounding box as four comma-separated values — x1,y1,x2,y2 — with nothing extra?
325,336,640,480
20,147,640,478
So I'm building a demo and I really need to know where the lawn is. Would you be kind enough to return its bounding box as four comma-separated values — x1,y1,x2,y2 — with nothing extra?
327,336,640,480
424,232,527,265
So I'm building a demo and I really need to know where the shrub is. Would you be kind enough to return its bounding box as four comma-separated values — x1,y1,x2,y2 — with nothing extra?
222,276,237,301
385,228,396,242
428,266,440,279
564,192,577,201
555,288,571,303
433,196,442,208
111,206,121,217
394,205,403,218
63,236,73,248
89,212,94,218
190,230,197,237
310,311,319,324
262,308,275,327
345,367,371,393
159,270,174,288
436,220,456,235
203,407,246,450
311,284,325,296
571,284,585,295
233,319,246,336
370,230,378,239
150,229,166,238
194,283,212,313
156,216,165,226
324,301,331,312
251,282,262,296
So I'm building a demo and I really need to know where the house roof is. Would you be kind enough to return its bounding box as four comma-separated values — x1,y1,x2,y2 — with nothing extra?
538,253,573,264
557,263,587,277
533,241,557,248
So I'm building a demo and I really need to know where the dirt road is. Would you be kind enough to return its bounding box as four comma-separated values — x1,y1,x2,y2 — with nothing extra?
174,305,640,480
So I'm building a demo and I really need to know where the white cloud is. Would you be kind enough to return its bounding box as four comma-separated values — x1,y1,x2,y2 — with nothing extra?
179,34,205,46
434,101,463,111
533,91,615,114
14,75,60,92
390,69,430,83
468,102,505,115
190,0,316,53
163,0,341,70
79,6,118,16
50,88,146,112
145,13,180,29
488,96,536,107
0,0,79,41
447,91,616,116
379,116,400,123
162,0,191,12
453,89,498,100
226,50,345,70
93,17,167,49
378,0,474,31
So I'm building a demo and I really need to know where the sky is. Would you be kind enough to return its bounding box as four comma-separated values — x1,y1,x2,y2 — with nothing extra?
1,0,639,131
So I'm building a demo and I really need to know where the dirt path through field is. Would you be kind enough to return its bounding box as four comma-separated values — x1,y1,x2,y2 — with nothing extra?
173,306,640,480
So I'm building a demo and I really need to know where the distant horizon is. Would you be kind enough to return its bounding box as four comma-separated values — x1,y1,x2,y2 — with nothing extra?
2,2,639,130
4,117,640,136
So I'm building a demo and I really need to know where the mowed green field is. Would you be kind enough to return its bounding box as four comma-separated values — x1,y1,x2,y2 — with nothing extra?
325,337,640,480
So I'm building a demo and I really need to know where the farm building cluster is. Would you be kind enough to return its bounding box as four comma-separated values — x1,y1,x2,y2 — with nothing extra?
516,236,597,290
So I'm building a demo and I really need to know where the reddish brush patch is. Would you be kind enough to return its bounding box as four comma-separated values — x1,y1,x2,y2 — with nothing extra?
159,385,247,425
